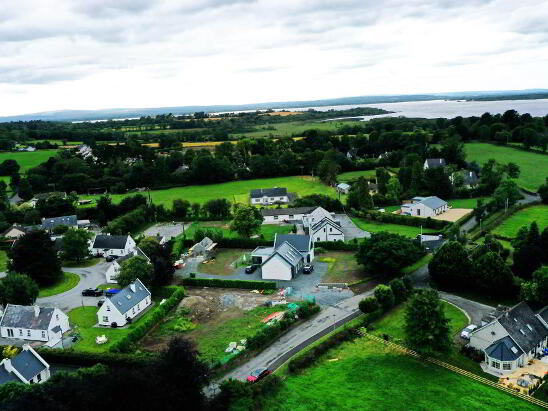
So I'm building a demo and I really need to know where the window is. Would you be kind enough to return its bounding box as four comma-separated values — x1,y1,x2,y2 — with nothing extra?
7,329,13,337
317,237,320,241
270,198,274,201
503,363,511,370
41,331,45,338
55,314,59,320
137,303,140,310
132,308,135,314
27,330,31,337
289,215,294,218
329,228,332,232
36,373,41,382
106,305,110,311
491,360,500,369
19,329,23,336
103,316,109,322
323,228,326,232
274,216,279,220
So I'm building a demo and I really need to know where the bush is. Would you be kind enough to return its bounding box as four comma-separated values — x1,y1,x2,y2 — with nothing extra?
182,277,276,290
388,278,407,303
402,275,413,292
359,296,379,314
359,209,448,230
315,241,359,251
36,349,153,368
374,285,395,311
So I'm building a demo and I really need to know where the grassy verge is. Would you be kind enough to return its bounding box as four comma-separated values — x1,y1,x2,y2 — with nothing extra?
401,254,433,275
0,250,8,272
62,257,101,268
448,197,490,209
492,204,548,238
38,272,80,297
351,216,437,238
316,251,366,283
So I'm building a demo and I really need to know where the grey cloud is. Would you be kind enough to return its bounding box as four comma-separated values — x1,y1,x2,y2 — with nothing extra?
72,0,153,18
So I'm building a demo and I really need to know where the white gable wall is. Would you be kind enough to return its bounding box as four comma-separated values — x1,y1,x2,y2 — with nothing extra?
262,255,294,281
311,222,344,242
97,294,152,327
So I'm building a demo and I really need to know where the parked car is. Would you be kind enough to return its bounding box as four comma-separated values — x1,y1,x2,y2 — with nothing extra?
97,299,106,307
460,324,478,339
247,367,270,383
105,288,121,297
81,288,103,297
302,264,314,274
245,265,258,274
105,255,119,262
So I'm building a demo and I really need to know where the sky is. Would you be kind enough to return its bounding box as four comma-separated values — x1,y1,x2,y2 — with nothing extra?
1,0,548,116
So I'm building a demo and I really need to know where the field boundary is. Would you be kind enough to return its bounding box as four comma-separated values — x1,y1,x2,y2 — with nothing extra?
359,330,548,409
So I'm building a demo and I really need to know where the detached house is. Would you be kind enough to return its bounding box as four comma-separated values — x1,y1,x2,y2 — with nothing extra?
2,224,27,241
468,302,548,375
40,215,78,232
400,196,448,217
423,158,446,170
91,234,136,257
0,304,69,344
105,247,150,284
250,188,290,205
302,207,344,242
0,345,50,385
261,207,315,224
97,279,152,327
189,236,217,257
450,170,479,188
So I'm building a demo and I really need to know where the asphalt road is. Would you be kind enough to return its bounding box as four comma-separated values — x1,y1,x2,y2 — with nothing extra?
36,261,110,312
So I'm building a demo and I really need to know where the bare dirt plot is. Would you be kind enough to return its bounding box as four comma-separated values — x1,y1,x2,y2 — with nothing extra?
431,208,472,222
261,111,302,116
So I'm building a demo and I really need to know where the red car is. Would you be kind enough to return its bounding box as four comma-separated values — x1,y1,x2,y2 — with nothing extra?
247,367,270,383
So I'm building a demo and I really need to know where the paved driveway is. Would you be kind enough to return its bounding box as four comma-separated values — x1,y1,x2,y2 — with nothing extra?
144,222,190,240
36,261,110,312
334,214,370,240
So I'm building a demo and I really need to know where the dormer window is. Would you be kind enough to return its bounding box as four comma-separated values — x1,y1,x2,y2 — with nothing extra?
526,324,533,331
519,329,526,335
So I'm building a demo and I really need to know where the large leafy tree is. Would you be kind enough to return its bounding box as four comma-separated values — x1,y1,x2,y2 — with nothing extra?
346,177,373,211
62,228,93,262
317,158,340,186
0,273,39,305
429,242,472,290
520,266,548,307
473,252,515,297
229,206,263,238
405,290,452,355
9,230,62,286
493,180,521,209
138,237,174,286
117,256,154,287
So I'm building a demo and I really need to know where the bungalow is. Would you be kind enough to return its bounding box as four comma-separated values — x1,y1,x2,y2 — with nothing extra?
250,188,289,205
0,345,50,385
261,207,315,224
423,158,446,170
400,196,448,217
97,279,152,327
468,302,548,375
105,247,150,283
251,234,314,281
0,304,70,343
450,170,479,188
91,234,136,257
2,224,27,241
336,183,350,195
40,215,78,232
189,236,217,257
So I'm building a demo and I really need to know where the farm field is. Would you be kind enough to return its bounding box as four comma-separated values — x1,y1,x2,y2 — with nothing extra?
492,204,548,238
230,120,363,139
0,149,58,173
262,337,536,411
316,251,366,283
351,217,437,238
78,175,337,207
465,143,548,191
447,197,490,209
337,169,376,180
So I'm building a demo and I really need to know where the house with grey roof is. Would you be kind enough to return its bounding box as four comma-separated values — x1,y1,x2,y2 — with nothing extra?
450,170,479,188
400,196,448,217
261,207,315,223
91,234,136,257
302,207,344,242
250,187,290,205
468,302,548,375
423,158,446,170
336,183,350,195
0,344,50,385
0,304,69,344
40,215,78,232
251,234,314,281
189,236,217,257
105,247,150,284
97,279,152,327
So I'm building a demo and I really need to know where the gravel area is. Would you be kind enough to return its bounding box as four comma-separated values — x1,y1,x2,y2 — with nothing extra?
143,222,190,240
334,214,370,240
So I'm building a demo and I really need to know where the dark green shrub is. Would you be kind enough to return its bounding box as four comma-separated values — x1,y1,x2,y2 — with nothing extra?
359,296,379,313
182,277,276,290
389,278,407,303
374,285,395,311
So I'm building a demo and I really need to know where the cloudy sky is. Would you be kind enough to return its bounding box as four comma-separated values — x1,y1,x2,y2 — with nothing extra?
1,0,548,115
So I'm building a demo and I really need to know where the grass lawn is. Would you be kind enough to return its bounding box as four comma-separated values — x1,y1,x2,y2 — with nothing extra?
351,216,437,238
262,337,536,411
230,120,363,139
68,304,156,353
199,249,250,275
38,272,80,297
492,204,548,238
182,221,293,241
401,253,433,275
316,251,367,283
465,143,548,191
0,150,58,173
97,283,120,290
0,250,8,272
62,257,101,268
78,175,336,207
338,169,376,181
447,197,490,209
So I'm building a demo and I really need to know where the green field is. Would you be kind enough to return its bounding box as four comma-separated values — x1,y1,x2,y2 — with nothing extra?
338,170,377,181
0,150,58,173
79,175,336,207
0,250,7,272
465,143,548,191
492,204,548,238
181,221,293,241
230,120,363,139
38,272,80,297
448,197,490,209
262,337,535,411
351,217,437,238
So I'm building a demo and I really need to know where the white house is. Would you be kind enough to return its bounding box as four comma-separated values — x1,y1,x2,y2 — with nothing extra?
250,188,290,205
400,196,448,217
302,207,344,242
251,234,314,281
423,158,446,170
97,279,152,327
336,183,350,194
91,234,136,257
0,304,69,343
0,345,50,385
450,170,479,188
468,302,548,375
105,247,150,284
261,207,315,224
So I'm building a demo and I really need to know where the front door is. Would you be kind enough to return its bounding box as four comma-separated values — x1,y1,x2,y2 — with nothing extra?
7,329,13,337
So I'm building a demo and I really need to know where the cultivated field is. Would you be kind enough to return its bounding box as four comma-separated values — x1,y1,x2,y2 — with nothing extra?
492,204,548,238
79,175,337,207
432,208,472,222
230,120,363,139
465,143,548,191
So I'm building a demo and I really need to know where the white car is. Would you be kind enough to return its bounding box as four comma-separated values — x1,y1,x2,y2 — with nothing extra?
460,324,478,339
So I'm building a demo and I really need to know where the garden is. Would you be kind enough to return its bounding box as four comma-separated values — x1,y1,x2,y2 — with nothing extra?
351,216,438,238
38,272,80,297
316,251,366,283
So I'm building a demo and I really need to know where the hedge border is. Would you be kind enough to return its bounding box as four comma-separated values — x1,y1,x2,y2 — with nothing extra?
182,277,276,290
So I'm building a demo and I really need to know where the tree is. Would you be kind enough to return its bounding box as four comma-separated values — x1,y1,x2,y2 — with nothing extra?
376,168,391,195
374,285,395,311
202,199,231,219
191,203,201,218
62,228,93,262
520,266,548,307
138,237,174,286
404,290,452,354
0,273,39,305
538,178,548,204
385,177,401,202
473,252,515,297
172,199,191,219
493,180,521,209
428,242,472,290
9,230,62,286
389,278,408,303
359,296,380,314
512,244,543,280
409,161,423,195
317,158,340,186
423,167,453,199
346,177,373,211
473,199,486,223
17,178,33,201
117,256,154,287
229,206,263,238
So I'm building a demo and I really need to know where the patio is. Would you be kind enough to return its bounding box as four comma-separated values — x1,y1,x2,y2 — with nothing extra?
496,358,548,394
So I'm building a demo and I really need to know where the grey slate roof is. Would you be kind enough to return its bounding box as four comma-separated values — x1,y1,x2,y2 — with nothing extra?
425,158,446,168
250,187,288,198
311,217,341,232
264,241,303,268
274,234,311,252
116,247,149,265
498,302,548,354
461,170,479,185
0,305,54,330
261,207,315,217
51,326,61,333
420,196,447,210
485,336,524,361
11,350,46,381
92,235,129,250
109,279,151,315
537,306,548,325
0,367,19,384
41,215,77,230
